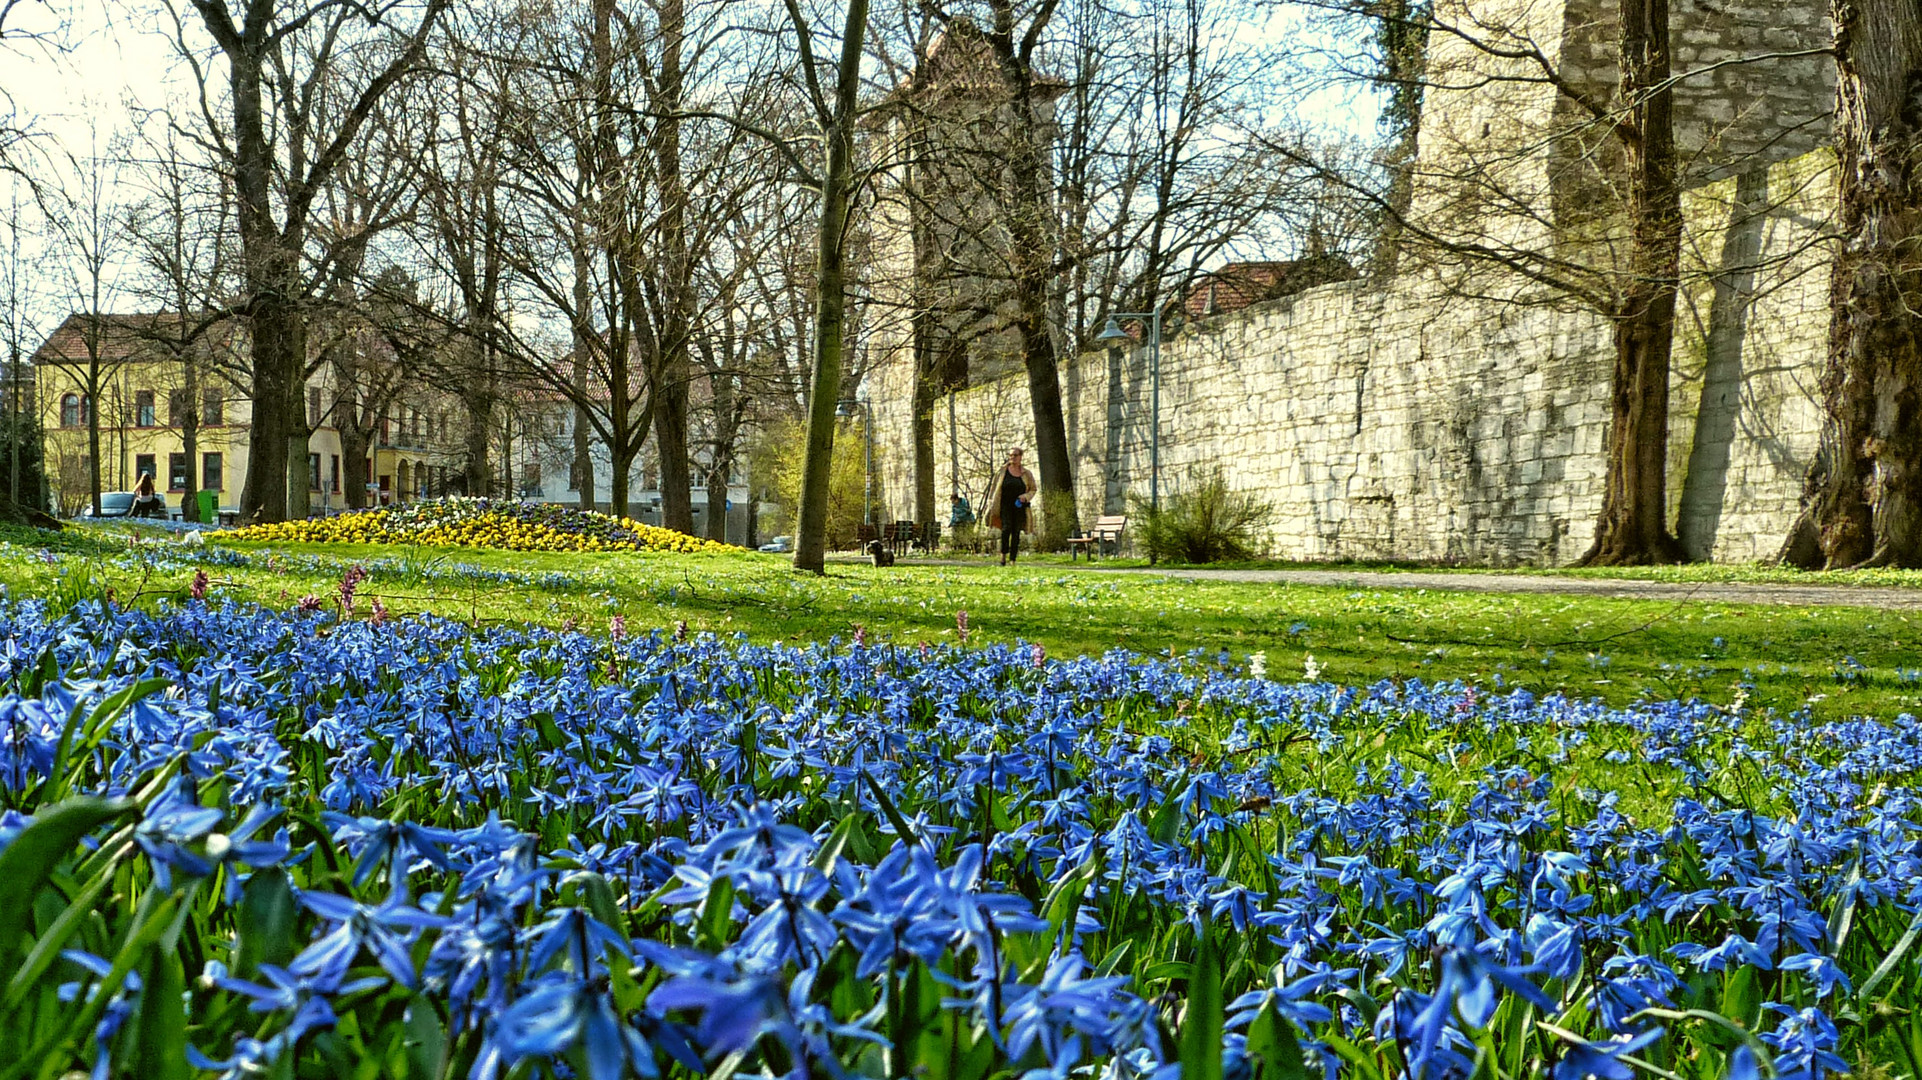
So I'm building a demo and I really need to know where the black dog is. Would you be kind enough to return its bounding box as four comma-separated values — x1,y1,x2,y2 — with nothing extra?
866,539,895,567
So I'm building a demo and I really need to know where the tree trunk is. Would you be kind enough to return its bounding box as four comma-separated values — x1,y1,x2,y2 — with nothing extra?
1577,0,1685,565
1808,0,1922,567
987,7,1077,550
463,384,494,497
792,0,870,574
655,380,693,531
653,0,696,536
341,413,370,510
181,360,200,521
611,447,632,521
86,381,102,517
706,375,736,542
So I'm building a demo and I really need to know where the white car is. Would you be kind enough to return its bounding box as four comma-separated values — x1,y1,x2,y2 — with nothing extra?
758,535,793,553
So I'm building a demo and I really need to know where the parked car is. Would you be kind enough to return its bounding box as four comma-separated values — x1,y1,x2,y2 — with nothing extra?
758,534,793,554
78,492,137,519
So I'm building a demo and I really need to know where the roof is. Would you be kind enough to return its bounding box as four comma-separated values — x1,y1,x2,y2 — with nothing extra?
30,311,239,369
1180,257,1358,319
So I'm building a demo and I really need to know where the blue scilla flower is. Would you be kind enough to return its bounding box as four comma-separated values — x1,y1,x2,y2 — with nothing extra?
492,975,663,1080
1000,954,1137,1063
1760,1004,1849,1080
57,950,141,1080
1670,934,1771,973
1780,953,1851,997
1549,1027,1662,1080
290,892,449,990
186,998,336,1080
134,780,227,887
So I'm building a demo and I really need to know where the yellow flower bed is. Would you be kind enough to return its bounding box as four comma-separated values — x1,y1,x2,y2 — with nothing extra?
216,499,736,555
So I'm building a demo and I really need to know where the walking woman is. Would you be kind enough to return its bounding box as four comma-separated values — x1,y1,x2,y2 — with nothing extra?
984,447,1036,565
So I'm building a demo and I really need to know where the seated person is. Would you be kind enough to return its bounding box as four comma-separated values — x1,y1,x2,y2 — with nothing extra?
132,472,166,518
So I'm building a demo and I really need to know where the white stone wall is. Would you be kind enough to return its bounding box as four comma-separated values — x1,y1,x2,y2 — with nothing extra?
868,150,1834,566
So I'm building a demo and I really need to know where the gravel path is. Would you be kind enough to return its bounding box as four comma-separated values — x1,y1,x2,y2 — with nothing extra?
1086,566,1922,609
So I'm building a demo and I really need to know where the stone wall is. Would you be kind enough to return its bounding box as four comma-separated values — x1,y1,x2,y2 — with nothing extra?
867,150,1834,565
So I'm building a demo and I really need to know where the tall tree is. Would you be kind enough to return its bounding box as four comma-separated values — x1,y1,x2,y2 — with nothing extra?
1786,0,1922,566
786,0,873,573
39,129,129,517
172,0,447,522
1582,0,1686,564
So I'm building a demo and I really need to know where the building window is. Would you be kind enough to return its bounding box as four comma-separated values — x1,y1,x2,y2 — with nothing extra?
168,453,190,492
202,391,223,426
411,410,424,443
168,389,192,427
60,394,80,428
308,453,321,492
135,390,156,428
330,454,341,492
135,453,156,483
202,453,222,492
307,386,323,428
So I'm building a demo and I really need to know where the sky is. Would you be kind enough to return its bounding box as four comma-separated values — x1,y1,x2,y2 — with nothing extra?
2,0,1384,339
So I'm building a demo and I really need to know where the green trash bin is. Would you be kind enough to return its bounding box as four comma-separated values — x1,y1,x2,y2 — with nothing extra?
196,490,217,524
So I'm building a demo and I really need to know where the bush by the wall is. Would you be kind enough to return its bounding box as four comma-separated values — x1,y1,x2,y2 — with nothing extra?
1130,469,1272,563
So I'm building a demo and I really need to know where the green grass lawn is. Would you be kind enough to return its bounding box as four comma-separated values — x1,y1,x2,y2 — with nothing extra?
7,521,1918,725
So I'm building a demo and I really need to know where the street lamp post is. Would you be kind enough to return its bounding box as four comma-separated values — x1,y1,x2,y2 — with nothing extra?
836,397,874,525
1096,310,1163,511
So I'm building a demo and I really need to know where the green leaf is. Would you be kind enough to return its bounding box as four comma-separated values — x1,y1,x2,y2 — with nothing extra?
1138,960,1192,983
1720,965,1759,1029
233,868,298,978
1859,905,1922,1004
1148,785,1186,846
576,873,627,946
133,946,188,1080
1041,858,1098,945
1317,1031,1386,1080
1244,998,1309,1080
2,868,112,1015
862,770,920,848
697,874,736,953
812,812,860,874
1095,940,1134,978
1180,925,1224,1080
404,997,448,1080
0,798,135,970
1827,858,1862,955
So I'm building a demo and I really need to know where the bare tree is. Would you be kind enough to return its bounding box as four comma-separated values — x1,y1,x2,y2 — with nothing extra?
122,120,239,521
37,129,131,517
1784,0,1922,566
784,0,873,573
169,0,448,522
1262,0,1830,564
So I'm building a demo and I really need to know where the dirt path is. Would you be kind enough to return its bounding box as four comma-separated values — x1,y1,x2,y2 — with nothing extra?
1084,566,1922,609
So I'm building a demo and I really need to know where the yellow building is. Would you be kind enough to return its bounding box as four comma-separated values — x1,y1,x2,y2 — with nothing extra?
32,312,462,518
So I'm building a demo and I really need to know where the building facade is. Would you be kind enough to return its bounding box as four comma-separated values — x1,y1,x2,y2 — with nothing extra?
32,312,463,518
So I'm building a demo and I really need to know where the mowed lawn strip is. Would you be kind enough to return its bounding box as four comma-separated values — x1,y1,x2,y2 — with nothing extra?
2,523,1914,720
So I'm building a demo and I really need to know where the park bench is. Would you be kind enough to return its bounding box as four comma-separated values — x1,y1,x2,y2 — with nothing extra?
1066,514,1128,561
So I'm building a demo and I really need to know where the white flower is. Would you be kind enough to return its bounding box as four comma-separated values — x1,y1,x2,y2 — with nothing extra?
1248,651,1267,679
1303,653,1322,681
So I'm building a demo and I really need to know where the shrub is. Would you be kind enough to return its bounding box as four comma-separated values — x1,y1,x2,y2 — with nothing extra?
749,417,872,549
1130,469,1272,563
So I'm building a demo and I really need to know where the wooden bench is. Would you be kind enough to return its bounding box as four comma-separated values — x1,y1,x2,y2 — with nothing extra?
1065,514,1127,561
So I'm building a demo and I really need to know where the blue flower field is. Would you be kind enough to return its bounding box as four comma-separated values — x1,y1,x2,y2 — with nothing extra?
0,592,1915,1079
